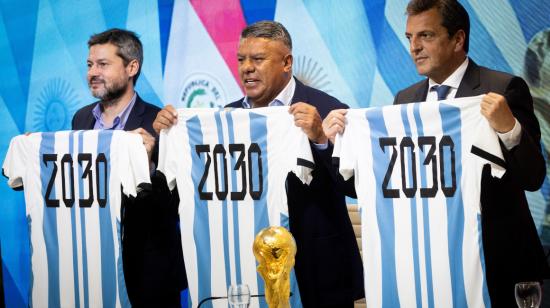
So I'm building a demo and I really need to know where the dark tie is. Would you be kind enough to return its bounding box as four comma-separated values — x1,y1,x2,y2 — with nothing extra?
432,85,451,101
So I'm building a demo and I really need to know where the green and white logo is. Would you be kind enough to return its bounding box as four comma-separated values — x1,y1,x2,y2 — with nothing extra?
180,73,226,108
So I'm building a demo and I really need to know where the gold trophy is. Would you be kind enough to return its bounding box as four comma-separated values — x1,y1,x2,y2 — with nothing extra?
253,226,297,308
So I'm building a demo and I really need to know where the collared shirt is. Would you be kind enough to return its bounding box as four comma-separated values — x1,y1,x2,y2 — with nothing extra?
241,77,296,109
92,92,137,130
428,58,521,150
240,77,328,150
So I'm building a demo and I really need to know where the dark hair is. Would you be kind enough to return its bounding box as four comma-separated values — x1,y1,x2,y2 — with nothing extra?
88,28,143,84
406,0,470,52
240,21,292,51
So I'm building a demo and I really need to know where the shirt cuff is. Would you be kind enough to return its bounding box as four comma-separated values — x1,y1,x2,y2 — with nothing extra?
496,118,521,150
313,142,329,151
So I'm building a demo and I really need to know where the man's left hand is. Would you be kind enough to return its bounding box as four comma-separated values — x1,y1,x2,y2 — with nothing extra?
289,102,328,144
480,93,516,133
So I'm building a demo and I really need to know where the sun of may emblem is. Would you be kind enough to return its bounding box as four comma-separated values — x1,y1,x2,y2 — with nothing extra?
32,78,80,132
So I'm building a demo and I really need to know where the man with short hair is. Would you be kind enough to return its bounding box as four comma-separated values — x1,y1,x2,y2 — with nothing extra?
325,0,549,306
72,28,185,307
154,21,364,307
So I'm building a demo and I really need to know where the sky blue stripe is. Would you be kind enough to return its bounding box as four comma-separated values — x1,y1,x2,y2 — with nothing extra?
362,0,421,94
70,131,81,308
116,220,130,307
248,111,268,301
400,105,422,308
97,130,116,308
365,109,400,308
225,111,243,285
439,103,466,307
213,111,232,289
187,115,212,306
460,1,512,74
412,104,435,308
40,132,61,308
303,0,377,107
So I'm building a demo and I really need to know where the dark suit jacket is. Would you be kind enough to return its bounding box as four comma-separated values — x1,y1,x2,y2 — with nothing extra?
226,78,364,307
394,59,550,306
72,95,186,307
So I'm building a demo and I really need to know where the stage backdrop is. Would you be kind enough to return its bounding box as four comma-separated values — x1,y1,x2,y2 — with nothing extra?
1,0,549,306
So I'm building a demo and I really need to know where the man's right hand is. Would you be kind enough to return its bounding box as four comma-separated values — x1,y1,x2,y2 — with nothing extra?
322,109,348,144
153,105,178,135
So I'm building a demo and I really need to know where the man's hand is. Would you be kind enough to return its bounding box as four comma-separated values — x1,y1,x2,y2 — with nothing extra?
289,102,327,144
153,105,178,135
322,109,347,144
480,93,516,133
130,128,155,162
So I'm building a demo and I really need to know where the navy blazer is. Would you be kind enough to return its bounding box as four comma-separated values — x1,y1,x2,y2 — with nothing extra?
394,59,550,306
226,78,364,307
72,95,186,307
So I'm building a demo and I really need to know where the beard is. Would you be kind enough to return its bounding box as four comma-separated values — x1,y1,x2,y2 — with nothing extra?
89,76,129,106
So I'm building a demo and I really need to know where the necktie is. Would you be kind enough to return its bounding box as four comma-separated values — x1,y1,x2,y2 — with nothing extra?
432,85,451,101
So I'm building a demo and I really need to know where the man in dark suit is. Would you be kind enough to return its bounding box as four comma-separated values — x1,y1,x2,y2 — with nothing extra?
325,1,549,306
72,28,185,307
154,21,364,307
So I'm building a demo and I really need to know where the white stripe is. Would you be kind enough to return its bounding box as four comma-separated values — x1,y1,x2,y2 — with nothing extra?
469,0,526,74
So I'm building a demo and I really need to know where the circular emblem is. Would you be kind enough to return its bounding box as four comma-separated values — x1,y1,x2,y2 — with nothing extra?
32,78,80,131
179,73,226,108
293,55,333,94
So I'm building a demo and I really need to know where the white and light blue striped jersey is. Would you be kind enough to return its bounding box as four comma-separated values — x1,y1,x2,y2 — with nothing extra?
2,130,151,308
158,106,314,308
333,96,506,308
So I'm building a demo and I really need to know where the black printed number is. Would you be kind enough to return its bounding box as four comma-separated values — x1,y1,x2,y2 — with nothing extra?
379,135,456,198
42,153,109,207
196,143,263,201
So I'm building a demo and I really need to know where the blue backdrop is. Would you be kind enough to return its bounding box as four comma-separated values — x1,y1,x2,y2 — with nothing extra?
1,0,549,306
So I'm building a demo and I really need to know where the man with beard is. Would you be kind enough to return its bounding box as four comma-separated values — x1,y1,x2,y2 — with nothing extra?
72,28,186,307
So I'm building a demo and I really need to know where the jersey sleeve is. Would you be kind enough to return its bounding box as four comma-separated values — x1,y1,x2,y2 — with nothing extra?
333,111,358,181
119,132,152,197
2,135,29,189
157,125,178,191
470,107,506,179
292,127,314,185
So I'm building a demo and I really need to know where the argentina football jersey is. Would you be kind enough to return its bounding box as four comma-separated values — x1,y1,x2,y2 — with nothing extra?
158,106,314,308
334,96,505,308
3,130,151,308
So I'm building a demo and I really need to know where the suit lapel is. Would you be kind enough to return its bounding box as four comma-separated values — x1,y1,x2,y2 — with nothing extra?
124,95,145,131
291,77,307,105
415,80,430,102
456,59,481,98
83,106,97,129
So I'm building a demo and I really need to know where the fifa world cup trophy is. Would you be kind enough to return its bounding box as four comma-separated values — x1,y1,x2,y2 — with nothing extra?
253,226,297,308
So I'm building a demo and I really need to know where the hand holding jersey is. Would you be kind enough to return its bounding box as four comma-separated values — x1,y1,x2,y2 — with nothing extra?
333,96,505,307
